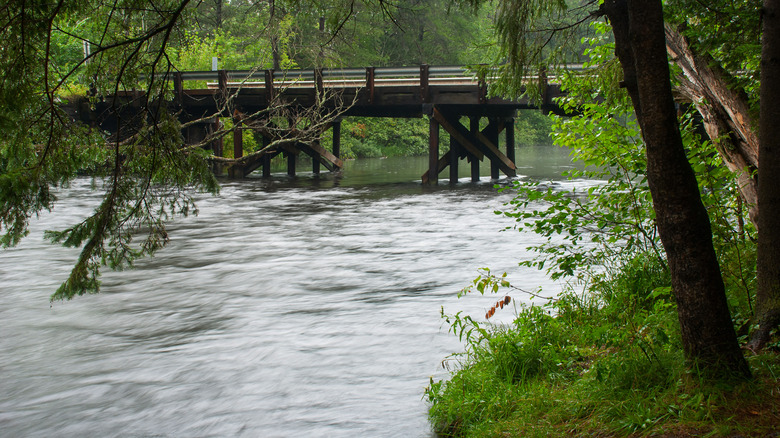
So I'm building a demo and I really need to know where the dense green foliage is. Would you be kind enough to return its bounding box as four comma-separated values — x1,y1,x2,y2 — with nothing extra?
426,23,774,435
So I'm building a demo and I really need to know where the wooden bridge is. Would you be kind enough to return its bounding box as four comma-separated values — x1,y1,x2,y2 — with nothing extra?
77,65,569,183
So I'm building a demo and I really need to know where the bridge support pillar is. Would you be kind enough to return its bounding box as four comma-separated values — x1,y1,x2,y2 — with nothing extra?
470,117,480,182
233,119,244,160
312,140,321,175
332,120,341,159
488,118,500,180
506,117,515,164
262,136,272,178
428,116,440,184
210,119,223,176
449,134,459,184
287,149,297,176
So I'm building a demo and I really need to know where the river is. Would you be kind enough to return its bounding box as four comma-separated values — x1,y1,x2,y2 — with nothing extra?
0,144,581,437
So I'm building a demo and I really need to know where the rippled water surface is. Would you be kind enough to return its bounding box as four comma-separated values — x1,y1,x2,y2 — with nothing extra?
0,146,583,437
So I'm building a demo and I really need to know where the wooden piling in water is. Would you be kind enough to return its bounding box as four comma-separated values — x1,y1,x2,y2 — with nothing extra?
470,117,480,182
487,118,500,180
506,117,515,164
312,140,321,175
287,150,296,176
332,120,341,159
428,115,440,184
449,134,459,184
262,136,272,177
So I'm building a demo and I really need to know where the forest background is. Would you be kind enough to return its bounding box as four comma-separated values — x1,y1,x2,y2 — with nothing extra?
2,0,780,435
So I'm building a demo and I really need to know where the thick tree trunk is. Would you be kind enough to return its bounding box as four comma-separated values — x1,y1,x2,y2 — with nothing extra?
603,0,750,378
751,0,780,350
664,25,760,229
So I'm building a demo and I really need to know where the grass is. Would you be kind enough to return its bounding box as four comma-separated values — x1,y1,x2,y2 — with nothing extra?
426,253,780,437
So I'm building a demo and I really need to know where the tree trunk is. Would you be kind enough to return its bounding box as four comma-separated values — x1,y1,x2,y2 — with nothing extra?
603,0,751,378
751,0,780,350
215,0,223,30
664,25,760,229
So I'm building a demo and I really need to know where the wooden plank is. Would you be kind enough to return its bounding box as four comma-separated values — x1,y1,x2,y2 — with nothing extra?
431,107,484,160
420,64,430,103
474,120,517,176
303,140,343,171
421,150,452,184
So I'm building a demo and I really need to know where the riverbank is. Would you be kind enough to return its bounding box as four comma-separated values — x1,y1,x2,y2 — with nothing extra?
426,253,780,437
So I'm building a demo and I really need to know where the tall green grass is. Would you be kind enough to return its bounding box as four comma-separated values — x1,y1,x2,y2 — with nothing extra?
426,252,780,437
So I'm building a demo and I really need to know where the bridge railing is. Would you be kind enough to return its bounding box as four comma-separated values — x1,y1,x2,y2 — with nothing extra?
152,64,587,104
174,65,480,88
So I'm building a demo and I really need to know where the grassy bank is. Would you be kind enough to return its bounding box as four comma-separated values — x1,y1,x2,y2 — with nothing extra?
426,253,780,437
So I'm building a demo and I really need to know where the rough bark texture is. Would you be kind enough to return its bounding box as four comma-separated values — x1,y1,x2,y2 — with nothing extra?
751,0,780,350
603,0,751,377
665,25,760,229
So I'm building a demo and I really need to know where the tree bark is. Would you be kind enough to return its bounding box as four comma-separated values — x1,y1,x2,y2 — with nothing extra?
664,25,760,229
602,0,751,378
215,0,223,30
751,0,780,350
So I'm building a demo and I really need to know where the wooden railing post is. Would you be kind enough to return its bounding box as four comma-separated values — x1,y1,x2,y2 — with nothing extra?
420,64,430,103
265,69,275,101
366,67,375,104
478,69,487,104
315,68,324,101
218,69,228,100
173,71,183,105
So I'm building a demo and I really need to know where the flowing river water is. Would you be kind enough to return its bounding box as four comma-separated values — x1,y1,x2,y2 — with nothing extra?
0,144,585,437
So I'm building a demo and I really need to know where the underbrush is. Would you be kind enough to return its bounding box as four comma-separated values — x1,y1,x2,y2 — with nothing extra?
426,253,780,437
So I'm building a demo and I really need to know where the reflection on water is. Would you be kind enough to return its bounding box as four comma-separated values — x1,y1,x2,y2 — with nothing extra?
0,145,587,437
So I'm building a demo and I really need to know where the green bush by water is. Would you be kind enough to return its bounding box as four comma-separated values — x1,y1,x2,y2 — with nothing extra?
426,251,779,437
